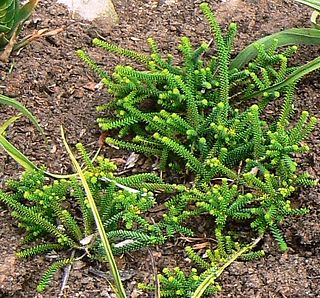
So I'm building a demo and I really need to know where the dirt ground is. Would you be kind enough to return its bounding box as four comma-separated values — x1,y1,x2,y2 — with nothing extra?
0,0,319,297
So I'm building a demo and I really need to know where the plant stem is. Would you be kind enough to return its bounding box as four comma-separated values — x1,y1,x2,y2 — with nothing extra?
191,236,263,298
61,126,127,298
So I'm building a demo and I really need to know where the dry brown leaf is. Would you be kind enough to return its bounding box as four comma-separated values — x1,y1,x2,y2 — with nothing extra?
98,131,108,148
191,242,210,250
83,82,97,91
110,157,127,164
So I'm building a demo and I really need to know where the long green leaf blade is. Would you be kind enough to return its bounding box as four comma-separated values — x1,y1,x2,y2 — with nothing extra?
61,126,127,298
192,237,262,298
242,55,320,100
231,28,320,69
15,0,39,24
292,0,320,11
0,114,20,135
0,94,44,136
0,134,38,171
0,0,14,11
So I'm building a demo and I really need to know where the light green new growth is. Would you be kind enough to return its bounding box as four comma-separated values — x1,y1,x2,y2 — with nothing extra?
77,3,318,295
0,144,187,292
0,1,318,296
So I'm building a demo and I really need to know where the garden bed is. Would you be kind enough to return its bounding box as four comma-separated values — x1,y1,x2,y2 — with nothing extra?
0,0,319,297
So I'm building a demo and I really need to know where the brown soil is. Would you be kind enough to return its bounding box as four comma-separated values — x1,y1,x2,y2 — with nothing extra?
0,0,319,297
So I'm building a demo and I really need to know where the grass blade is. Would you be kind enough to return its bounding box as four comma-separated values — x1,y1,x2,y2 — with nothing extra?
242,55,320,100
16,0,40,24
0,115,39,171
0,114,21,135
61,126,127,298
0,116,99,179
231,28,320,69
0,134,39,171
0,94,44,136
292,0,320,11
191,237,262,298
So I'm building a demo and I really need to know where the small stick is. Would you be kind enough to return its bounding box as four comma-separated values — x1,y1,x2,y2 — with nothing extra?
0,29,18,62
58,250,75,297
147,248,160,298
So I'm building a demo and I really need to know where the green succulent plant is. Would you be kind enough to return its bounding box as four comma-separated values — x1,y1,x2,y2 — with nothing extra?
1,1,319,297
0,143,186,292
77,3,318,296
0,0,39,61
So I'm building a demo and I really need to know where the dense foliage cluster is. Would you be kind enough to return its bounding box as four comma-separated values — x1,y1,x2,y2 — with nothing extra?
78,6,301,177
139,237,264,297
0,0,39,60
79,2,317,248
0,2,318,297
0,144,186,291
78,3,318,296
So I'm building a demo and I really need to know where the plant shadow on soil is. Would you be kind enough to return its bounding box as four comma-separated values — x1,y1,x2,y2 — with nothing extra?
0,0,319,297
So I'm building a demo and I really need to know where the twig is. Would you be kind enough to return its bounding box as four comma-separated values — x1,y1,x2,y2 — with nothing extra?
178,236,216,242
58,250,75,297
15,28,64,52
88,267,135,282
0,28,18,62
147,248,160,298
237,160,243,175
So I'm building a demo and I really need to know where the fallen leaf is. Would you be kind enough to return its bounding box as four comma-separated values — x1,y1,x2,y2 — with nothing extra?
98,131,108,147
80,234,95,245
110,157,127,164
50,144,57,154
83,82,97,91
